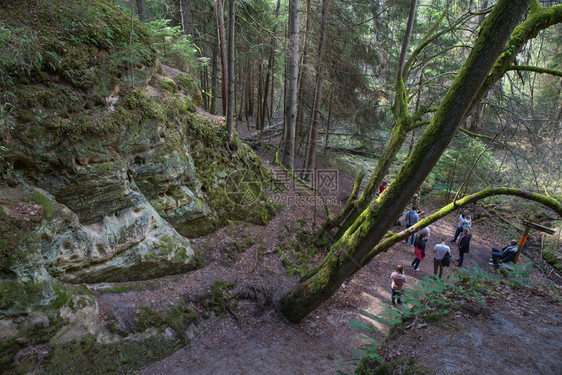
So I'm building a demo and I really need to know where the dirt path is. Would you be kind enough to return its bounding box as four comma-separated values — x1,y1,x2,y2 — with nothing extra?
94,127,561,374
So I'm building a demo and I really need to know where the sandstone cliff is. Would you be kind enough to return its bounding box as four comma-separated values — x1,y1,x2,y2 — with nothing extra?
0,0,277,369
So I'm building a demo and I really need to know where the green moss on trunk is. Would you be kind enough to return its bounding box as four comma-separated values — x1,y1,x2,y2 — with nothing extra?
280,0,533,323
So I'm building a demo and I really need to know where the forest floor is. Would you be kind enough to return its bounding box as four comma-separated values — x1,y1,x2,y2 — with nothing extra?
94,121,562,375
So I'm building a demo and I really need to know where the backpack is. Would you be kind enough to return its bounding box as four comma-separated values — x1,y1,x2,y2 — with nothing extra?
442,252,451,267
406,210,414,226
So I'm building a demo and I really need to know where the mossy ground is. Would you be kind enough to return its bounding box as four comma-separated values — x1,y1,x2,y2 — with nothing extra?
275,219,329,277
16,335,179,375
2,280,236,374
0,280,96,373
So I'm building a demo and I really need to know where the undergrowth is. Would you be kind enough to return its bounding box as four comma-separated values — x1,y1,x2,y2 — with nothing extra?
340,263,535,374
276,219,330,277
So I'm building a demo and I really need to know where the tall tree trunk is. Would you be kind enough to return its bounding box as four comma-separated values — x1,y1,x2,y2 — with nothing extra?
280,0,532,323
179,0,195,38
210,49,218,114
257,62,263,131
331,0,560,237
226,0,235,143
295,0,313,144
396,0,417,82
216,0,228,115
269,41,276,124
260,62,270,132
237,68,244,125
136,0,147,21
280,27,289,156
260,0,280,132
201,66,209,110
303,0,331,178
408,72,424,157
282,0,300,170
327,0,418,237
244,61,249,123
323,88,333,156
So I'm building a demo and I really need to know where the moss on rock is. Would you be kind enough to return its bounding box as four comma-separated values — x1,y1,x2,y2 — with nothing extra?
29,192,54,213
157,76,179,93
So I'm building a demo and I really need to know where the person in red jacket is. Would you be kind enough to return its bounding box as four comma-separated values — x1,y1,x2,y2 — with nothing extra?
379,180,388,195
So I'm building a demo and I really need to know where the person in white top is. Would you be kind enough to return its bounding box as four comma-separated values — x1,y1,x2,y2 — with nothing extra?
415,226,430,242
433,237,452,279
450,211,471,242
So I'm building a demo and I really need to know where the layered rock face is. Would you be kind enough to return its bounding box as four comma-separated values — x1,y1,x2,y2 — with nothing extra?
0,0,277,367
0,2,274,285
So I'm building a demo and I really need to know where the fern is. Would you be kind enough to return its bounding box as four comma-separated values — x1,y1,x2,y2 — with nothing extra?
347,262,540,374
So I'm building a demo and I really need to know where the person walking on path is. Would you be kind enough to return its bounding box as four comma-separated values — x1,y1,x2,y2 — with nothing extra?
456,229,471,267
411,232,427,271
390,265,407,305
405,206,419,246
450,211,471,242
433,238,452,279
414,226,431,243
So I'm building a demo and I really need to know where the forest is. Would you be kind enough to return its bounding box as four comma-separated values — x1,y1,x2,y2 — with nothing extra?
0,0,561,374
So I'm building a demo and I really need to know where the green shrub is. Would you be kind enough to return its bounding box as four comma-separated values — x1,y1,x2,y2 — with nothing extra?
433,134,497,195
147,19,199,72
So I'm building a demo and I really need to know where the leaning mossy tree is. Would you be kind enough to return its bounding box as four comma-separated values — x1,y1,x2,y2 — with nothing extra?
280,0,562,323
325,0,562,239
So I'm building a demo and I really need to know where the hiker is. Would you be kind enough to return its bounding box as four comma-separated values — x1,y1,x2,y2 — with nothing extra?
433,238,452,279
379,180,388,195
390,265,407,305
404,205,419,246
489,239,518,268
412,193,420,211
450,211,471,242
411,232,427,271
456,228,471,267
414,226,431,242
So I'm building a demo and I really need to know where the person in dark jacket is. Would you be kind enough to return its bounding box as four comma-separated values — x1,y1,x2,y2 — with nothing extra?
404,206,419,245
489,240,518,268
411,232,427,271
455,229,471,267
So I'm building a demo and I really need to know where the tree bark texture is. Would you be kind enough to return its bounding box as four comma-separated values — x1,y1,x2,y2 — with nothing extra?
226,0,235,142
216,0,228,115
283,0,300,170
179,0,195,38
296,0,313,141
211,49,218,114
280,0,532,323
136,0,147,21
257,63,263,131
304,0,331,176
396,0,417,82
